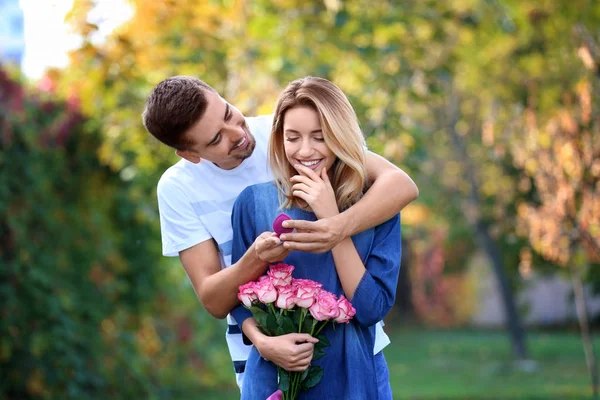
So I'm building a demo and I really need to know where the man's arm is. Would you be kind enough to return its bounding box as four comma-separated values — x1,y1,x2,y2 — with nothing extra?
180,232,290,319
281,151,418,252
340,150,418,234
179,239,267,319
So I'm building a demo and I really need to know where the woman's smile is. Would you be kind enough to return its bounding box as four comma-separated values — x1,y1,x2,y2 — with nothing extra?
296,159,323,170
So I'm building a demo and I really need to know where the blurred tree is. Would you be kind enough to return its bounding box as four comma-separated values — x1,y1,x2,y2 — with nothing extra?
511,38,600,395
394,0,599,359
0,67,233,399
458,1,600,391
410,228,477,327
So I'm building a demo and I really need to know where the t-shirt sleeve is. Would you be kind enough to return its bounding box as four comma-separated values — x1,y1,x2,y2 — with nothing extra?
350,214,402,326
229,186,259,329
157,176,212,257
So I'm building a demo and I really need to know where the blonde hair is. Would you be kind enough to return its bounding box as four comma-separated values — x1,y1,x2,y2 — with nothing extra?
269,76,367,212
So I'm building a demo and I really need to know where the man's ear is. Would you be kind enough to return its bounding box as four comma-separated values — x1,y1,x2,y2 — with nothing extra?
176,149,201,164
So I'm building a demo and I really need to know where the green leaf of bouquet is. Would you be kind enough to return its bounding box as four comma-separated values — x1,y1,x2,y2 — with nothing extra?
266,312,278,335
301,315,313,333
316,332,330,348
278,369,290,392
301,366,324,390
250,306,279,336
251,306,271,334
255,314,268,332
300,368,309,382
311,347,326,361
292,309,301,325
249,305,267,315
281,315,297,333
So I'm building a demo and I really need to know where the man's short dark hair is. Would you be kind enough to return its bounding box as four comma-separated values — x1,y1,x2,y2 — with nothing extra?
142,76,215,150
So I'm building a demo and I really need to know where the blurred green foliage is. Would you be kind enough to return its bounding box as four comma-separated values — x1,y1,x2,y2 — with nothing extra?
0,69,233,399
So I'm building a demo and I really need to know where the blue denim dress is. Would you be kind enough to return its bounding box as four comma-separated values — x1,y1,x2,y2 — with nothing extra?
231,182,401,399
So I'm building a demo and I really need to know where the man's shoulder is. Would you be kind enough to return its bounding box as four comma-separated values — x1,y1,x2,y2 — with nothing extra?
246,114,273,140
245,114,273,127
157,159,195,194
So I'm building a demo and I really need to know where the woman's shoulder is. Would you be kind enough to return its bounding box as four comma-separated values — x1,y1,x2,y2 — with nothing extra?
238,181,277,198
235,181,279,211
373,213,401,237
350,213,400,253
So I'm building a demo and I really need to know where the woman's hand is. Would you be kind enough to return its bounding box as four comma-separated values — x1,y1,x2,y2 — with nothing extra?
254,232,290,263
291,164,339,219
255,333,318,372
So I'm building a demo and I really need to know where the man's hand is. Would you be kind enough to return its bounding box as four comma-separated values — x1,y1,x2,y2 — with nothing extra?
290,165,339,220
255,333,318,372
279,214,347,253
254,232,290,263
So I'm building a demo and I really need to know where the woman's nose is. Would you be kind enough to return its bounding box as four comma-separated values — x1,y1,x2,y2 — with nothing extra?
297,140,313,157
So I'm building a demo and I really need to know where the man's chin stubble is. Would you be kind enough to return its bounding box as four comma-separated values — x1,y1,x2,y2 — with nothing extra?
232,141,256,160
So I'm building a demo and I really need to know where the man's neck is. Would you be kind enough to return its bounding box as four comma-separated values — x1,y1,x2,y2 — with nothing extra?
212,158,245,170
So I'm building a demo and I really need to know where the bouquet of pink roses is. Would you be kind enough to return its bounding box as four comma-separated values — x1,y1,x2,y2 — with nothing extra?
238,263,356,400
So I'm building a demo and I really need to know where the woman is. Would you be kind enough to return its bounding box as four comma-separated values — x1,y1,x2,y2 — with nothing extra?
230,77,401,399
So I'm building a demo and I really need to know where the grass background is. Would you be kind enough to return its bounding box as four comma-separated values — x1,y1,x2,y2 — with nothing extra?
201,326,595,399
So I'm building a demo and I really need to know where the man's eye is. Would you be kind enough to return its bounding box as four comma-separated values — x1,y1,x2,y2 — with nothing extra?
211,134,222,146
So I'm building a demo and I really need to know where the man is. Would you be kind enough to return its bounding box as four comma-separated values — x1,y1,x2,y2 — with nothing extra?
142,76,418,389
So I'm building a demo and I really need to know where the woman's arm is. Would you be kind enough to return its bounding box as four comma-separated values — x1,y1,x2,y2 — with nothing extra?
331,215,402,326
281,152,417,252
330,238,365,299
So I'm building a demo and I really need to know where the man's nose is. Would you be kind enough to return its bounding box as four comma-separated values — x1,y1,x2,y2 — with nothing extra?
226,125,245,143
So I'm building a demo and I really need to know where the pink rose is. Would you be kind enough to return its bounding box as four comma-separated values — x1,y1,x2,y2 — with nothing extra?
238,282,257,308
309,291,340,321
266,389,283,400
268,263,295,287
275,285,296,310
254,277,277,304
334,295,356,323
292,279,322,309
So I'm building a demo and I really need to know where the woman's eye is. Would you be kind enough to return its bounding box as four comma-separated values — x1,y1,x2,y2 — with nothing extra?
314,137,325,142
285,137,298,142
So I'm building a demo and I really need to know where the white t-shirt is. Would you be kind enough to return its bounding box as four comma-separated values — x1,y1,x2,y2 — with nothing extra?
157,115,390,390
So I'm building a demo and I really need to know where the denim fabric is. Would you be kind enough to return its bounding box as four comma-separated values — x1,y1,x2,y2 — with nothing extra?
375,351,393,400
231,182,401,399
